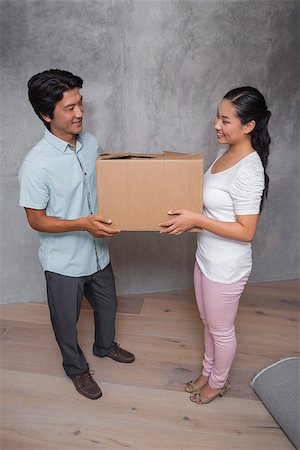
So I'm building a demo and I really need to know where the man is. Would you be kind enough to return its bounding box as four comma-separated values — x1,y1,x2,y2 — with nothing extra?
19,69,135,400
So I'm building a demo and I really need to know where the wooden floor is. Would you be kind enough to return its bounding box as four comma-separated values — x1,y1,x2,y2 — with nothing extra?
1,280,299,450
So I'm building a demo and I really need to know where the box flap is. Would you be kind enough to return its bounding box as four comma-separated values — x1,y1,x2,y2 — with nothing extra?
99,153,160,160
163,151,202,160
163,150,187,156
99,151,202,160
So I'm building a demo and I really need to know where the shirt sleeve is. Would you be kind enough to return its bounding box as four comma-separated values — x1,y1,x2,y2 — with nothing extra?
97,144,105,158
18,160,49,209
230,160,265,215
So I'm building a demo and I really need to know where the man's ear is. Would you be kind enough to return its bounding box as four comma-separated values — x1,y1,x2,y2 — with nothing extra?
244,120,256,134
40,113,51,124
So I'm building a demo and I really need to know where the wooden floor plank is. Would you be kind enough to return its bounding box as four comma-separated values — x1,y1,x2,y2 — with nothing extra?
140,297,199,318
244,279,300,299
82,295,145,314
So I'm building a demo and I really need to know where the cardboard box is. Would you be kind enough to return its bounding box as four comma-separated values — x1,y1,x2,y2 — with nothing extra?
96,151,203,231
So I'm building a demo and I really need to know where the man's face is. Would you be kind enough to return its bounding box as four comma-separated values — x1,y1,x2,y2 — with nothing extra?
42,88,84,142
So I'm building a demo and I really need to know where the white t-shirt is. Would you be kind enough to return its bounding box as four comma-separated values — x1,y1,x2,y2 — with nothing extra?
196,148,265,284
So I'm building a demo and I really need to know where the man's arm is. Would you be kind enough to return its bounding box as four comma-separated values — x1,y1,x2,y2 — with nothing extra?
25,208,120,237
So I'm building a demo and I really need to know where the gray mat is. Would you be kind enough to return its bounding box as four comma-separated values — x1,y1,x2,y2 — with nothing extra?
250,357,300,449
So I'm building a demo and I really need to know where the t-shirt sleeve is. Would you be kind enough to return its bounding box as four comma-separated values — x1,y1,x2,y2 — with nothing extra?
230,160,265,215
18,160,49,209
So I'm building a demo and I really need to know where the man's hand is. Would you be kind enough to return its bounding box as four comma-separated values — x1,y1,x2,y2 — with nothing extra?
159,209,201,235
80,214,120,237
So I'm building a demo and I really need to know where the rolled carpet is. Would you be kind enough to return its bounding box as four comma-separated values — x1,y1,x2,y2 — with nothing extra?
250,357,300,449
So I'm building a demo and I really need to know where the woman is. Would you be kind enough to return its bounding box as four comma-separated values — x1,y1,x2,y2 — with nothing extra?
160,86,271,404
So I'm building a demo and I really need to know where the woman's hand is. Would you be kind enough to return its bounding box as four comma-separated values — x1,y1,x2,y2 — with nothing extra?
159,209,202,235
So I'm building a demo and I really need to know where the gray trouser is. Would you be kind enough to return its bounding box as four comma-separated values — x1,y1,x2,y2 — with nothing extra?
45,263,117,377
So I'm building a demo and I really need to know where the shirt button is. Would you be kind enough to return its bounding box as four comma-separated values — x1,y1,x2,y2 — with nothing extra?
85,172,87,175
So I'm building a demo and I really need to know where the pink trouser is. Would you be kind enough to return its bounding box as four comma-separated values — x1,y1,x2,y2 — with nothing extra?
194,262,248,389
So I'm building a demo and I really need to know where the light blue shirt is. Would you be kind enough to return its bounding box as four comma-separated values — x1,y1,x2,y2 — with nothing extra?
18,129,110,277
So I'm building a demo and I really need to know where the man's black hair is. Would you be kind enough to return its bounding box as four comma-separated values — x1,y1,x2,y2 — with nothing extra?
28,69,83,129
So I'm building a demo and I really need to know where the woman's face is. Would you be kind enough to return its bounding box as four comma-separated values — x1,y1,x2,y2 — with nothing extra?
214,99,251,146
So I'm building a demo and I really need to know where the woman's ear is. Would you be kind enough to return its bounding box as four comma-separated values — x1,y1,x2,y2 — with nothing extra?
244,120,256,134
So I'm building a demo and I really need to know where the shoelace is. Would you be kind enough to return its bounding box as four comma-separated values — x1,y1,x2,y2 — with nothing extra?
81,370,95,386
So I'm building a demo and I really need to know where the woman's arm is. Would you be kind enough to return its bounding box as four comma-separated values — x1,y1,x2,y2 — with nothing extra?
25,208,120,237
159,209,259,242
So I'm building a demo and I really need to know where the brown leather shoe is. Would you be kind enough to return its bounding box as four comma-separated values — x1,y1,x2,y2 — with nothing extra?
71,370,102,400
106,344,135,363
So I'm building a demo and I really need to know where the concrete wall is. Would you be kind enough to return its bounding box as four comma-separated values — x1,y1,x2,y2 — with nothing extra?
1,0,299,304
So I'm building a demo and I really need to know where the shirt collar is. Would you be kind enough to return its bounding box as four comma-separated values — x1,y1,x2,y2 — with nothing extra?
44,129,83,153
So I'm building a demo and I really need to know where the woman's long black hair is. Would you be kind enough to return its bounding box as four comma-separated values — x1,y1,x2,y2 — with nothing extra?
223,86,271,211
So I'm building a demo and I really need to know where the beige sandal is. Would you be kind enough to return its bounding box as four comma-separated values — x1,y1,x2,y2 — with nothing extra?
185,378,207,393
190,380,230,404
